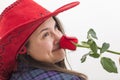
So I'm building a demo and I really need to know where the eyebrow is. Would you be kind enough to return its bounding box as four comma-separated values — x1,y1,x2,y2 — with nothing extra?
40,28,49,34
39,22,57,34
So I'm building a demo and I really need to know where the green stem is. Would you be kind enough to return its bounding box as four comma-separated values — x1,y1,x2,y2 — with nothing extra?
76,44,120,55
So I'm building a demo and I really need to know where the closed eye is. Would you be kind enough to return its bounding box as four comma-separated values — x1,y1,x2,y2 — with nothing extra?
42,32,50,38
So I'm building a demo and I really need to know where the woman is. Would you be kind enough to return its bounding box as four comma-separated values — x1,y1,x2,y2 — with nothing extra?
0,0,87,80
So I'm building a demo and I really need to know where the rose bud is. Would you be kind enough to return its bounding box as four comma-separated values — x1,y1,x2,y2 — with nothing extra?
59,35,78,50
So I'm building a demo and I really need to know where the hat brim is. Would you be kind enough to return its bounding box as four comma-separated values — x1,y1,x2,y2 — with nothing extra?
21,1,80,29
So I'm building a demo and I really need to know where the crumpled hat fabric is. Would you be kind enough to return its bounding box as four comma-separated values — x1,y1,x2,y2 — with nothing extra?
0,0,80,80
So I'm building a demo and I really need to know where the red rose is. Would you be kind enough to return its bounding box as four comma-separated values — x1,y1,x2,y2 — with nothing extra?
59,35,78,50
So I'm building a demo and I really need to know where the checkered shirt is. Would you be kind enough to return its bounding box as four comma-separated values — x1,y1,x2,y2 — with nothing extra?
10,62,83,80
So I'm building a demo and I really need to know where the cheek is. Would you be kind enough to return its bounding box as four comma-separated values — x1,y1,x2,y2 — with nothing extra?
34,39,54,57
28,40,54,61
28,28,55,62
39,41,53,52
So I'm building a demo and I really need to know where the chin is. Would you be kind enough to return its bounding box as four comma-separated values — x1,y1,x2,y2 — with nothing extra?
54,58,64,63
55,54,65,62
53,50,65,63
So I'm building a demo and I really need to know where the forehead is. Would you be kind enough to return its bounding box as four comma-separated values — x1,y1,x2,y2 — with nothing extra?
39,17,55,29
37,17,55,31
31,17,55,35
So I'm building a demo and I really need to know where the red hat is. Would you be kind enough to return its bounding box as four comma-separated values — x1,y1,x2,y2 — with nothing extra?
0,0,80,79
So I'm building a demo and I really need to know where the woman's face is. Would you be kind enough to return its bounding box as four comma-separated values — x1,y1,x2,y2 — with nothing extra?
27,17,65,63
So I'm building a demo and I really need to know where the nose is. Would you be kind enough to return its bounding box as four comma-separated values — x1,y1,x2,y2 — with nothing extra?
53,31,63,45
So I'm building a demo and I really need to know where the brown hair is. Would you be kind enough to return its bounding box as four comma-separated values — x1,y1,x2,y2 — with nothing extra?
18,16,88,80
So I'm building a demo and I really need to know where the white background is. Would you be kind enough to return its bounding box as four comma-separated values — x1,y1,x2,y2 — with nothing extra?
0,0,120,80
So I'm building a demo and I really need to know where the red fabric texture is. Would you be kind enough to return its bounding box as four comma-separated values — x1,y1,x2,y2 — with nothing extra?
60,35,78,50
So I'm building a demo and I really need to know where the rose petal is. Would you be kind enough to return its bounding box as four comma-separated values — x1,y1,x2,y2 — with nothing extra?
60,35,78,50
